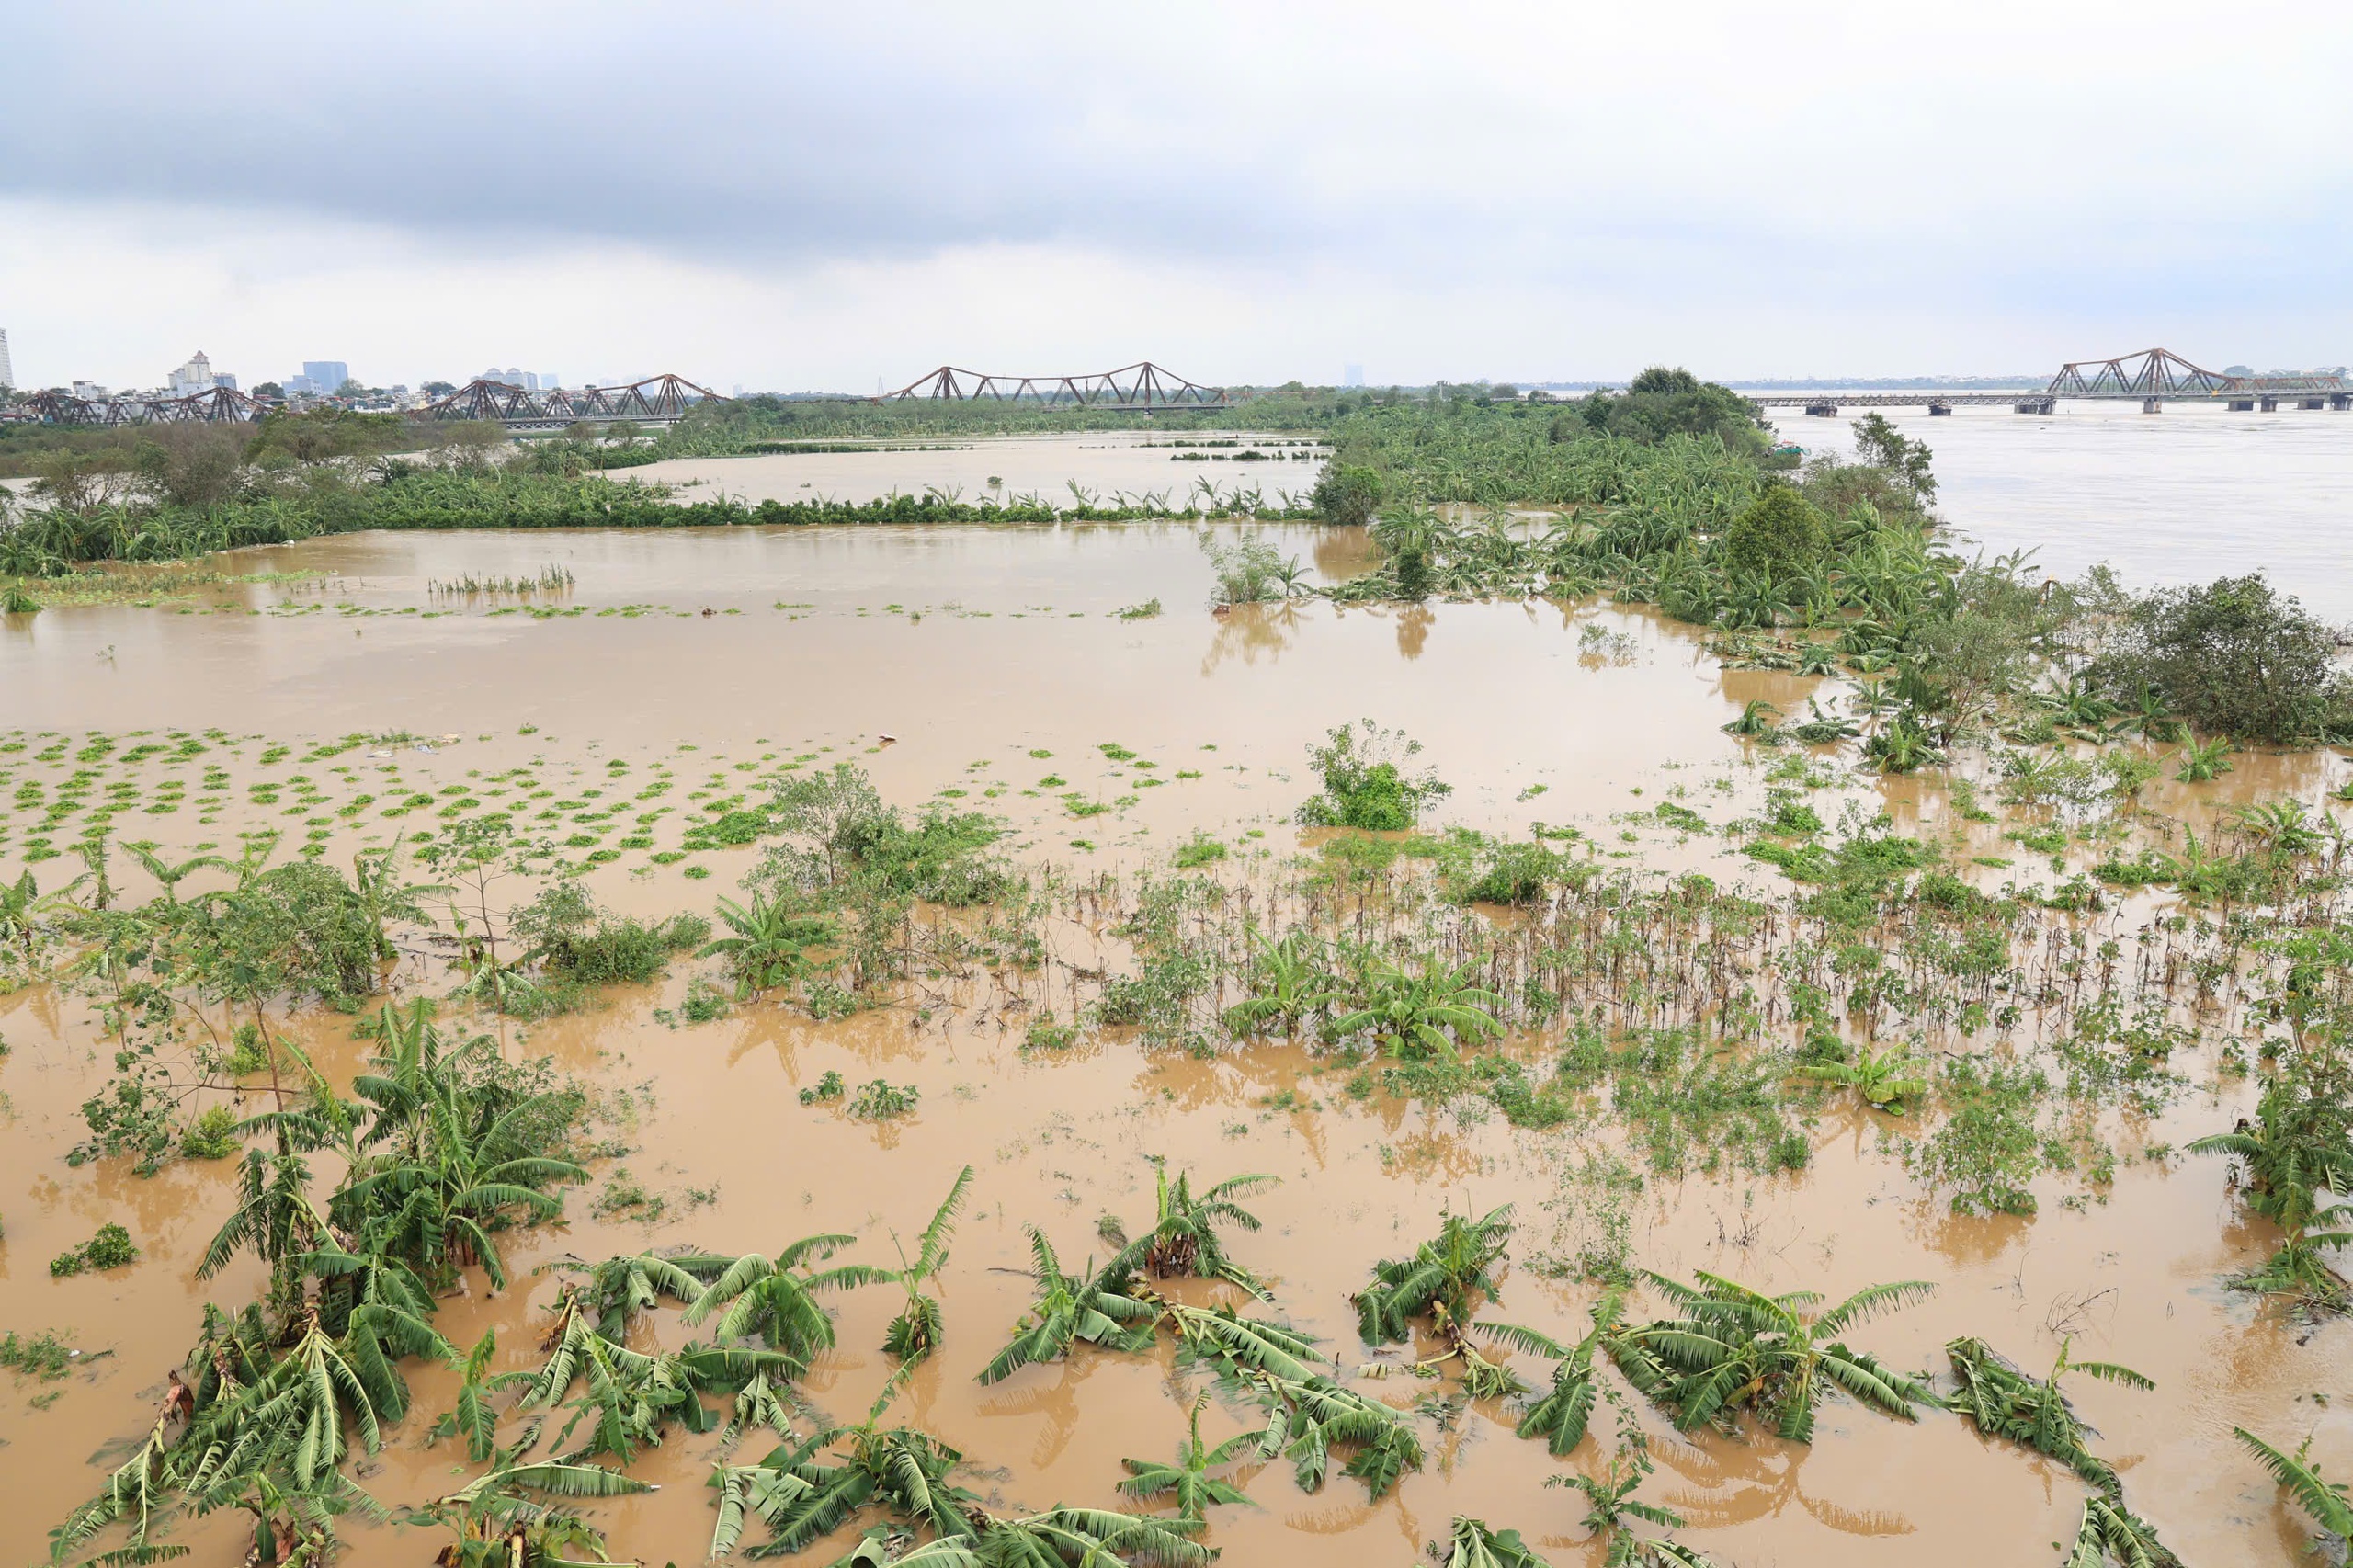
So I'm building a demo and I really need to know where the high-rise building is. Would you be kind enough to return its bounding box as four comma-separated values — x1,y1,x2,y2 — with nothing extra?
541,372,558,391
167,350,215,396
303,360,350,394
0,328,15,391
1344,363,1366,388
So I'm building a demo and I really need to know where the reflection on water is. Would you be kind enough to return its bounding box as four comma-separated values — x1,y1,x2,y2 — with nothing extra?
1200,601,1305,673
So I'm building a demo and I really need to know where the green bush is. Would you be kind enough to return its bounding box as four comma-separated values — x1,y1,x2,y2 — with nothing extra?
1566,368,1768,453
1717,486,1830,579
1310,462,1385,526
1172,832,1228,869
50,1223,138,1277
1296,720,1449,831
2093,574,2353,744
847,1078,920,1120
179,1104,242,1160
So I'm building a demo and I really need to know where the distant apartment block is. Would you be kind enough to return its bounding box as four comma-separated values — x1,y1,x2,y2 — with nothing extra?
477,367,558,391
167,350,215,396
0,328,14,391
302,360,350,393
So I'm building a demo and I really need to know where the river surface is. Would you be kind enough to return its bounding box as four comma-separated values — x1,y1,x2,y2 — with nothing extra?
1,509,2348,1566
1766,399,2353,621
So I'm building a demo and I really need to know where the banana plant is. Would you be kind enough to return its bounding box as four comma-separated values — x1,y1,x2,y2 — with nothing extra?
2236,1427,2353,1547
570,1249,732,1341
1354,1205,1515,1346
331,1071,586,1290
1636,1271,1938,1441
407,1460,652,1568
1797,1042,1928,1114
709,1377,977,1559
685,1233,891,1362
1118,1393,1256,1524
883,1165,974,1363
2062,1494,2178,1568
1436,1517,1551,1568
1946,1335,2151,1494
1141,1160,1278,1293
698,892,835,993
428,1331,517,1462
978,1227,1157,1384
524,1283,796,1462
1222,928,1340,1040
1511,1291,1669,1456
123,846,224,905
296,1238,452,1422
1552,1447,1712,1567
1223,1362,1425,1500
1329,960,1505,1062
2173,734,2234,782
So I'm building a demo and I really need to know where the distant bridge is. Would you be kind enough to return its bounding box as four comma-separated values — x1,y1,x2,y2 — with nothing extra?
1752,348,2353,415
13,385,269,427
415,374,723,430
877,361,1227,411
11,374,725,430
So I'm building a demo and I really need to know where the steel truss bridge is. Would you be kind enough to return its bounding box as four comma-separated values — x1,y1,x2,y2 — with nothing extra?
417,374,722,429
12,385,269,427
877,361,1227,411
8,374,724,430
1751,348,2353,416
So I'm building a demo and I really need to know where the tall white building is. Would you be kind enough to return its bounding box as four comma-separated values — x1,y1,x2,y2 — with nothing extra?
0,328,15,391
167,350,215,396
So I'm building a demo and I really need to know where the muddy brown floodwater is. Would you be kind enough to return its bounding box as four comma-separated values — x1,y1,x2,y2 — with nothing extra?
626,430,1326,510
0,521,2347,1568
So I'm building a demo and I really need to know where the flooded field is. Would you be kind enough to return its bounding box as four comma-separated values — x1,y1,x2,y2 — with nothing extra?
2,521,2347,1568
631,431,1325,510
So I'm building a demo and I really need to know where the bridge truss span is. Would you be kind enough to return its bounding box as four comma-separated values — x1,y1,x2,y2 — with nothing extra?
1756,348,2353,416
417,373,723,429
878,360,1227,411
16,385,270,426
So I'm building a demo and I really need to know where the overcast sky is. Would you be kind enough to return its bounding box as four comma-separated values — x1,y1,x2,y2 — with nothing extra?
6,1,2350,392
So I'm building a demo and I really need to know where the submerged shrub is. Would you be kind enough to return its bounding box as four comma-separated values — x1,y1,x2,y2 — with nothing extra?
517,881,710,986
1296,720,1450,832
50,1223,139,1277
1438,830,1575,905
2092,573,2353,744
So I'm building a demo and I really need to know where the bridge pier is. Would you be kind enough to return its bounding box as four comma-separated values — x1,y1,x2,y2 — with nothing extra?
1803,401,1839,417
2301,398,2326,410
1927,401,1952,415
2230,399,2256,412
2143,398,2163,414
2013,398,2053,415
2335,394,2353,411
2260,396,2279,413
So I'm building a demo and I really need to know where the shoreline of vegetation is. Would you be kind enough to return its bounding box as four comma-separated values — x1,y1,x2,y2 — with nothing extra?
6,372,2346,758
